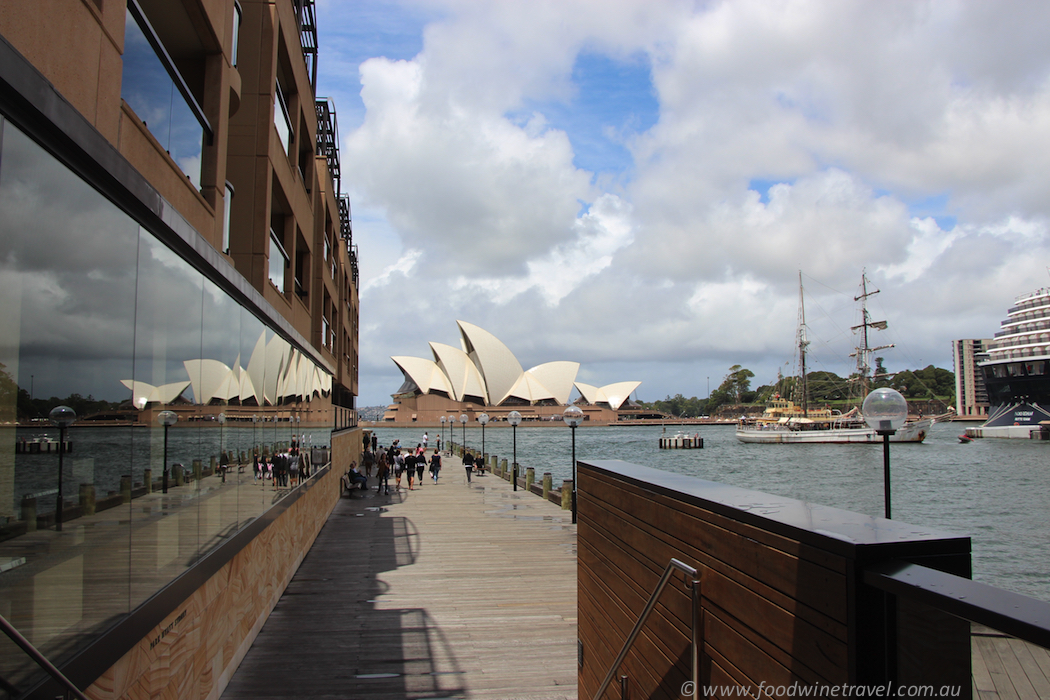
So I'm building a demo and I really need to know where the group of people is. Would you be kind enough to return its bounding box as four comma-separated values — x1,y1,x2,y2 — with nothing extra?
252,447,309,489
344,432,496,497
346,434,451,496
460,451,486,483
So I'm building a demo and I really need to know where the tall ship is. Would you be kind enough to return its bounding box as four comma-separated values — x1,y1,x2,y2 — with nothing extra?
737,272,934,444
967,286,1050,438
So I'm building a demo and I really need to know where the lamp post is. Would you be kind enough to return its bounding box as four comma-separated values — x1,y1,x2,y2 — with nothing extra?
564,405,583,524
158,410,178,494
459,414,468,453
508,410,521,491
478,413,489,470
440,416,446,451
862,388,908,519
218,412,226,483
251,414,258,461
49,406,76,531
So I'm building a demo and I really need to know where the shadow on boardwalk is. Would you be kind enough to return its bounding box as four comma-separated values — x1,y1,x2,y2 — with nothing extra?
221,472,578,699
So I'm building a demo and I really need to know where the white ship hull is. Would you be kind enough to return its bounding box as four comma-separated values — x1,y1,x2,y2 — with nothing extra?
736,419,932,444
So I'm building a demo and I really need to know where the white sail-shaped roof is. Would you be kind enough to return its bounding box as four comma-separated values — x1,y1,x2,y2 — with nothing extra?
573,381,640,410
430,342,487,402
121,379,190,407
264,335,290,405
457,320,523,406
574,382,602,406
526,361,580,405
246,331,267,406
598,381,640,410
392,356,454,396
183,359,235,404
279,350,299,400
507,371,555,403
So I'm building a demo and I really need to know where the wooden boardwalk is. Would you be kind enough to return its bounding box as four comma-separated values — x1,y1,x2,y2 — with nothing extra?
972,626,1050,699
220,465,578,700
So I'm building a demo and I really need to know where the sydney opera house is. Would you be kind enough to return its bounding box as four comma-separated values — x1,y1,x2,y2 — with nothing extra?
382,321,642,424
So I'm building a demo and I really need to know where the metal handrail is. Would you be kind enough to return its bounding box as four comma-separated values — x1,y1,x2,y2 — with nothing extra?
0,612,89,700
593,558,702,700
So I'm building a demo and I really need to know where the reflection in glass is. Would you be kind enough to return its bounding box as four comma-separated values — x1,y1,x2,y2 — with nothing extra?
121,8,204,188
0,113,334,694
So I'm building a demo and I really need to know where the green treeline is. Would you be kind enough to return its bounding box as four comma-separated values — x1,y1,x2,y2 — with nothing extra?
637,361,956,418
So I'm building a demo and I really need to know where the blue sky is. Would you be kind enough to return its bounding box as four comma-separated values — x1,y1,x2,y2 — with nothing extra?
316,0,1050,408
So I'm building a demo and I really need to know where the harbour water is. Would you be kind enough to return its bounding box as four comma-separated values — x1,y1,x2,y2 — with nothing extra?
373,421,1050,603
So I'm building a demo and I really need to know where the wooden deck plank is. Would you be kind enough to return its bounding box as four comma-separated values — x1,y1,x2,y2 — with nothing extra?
1005,638,1050,699
975,635,1022,700
972,632,998,694
220,467,578,700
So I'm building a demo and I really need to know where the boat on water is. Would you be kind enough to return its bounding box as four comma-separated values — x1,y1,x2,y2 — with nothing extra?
967,286,1050,438
736,272,935,444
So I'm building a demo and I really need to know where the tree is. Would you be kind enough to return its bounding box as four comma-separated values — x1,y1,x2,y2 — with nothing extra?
708,365,755,410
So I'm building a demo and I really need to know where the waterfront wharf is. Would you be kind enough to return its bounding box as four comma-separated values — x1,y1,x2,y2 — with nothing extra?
219,457,579,700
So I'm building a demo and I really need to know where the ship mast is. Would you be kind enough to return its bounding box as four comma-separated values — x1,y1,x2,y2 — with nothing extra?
796,271,810,417
850,270,894,397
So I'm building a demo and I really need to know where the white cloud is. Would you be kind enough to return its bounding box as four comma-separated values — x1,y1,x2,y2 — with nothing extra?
318,0,1050,406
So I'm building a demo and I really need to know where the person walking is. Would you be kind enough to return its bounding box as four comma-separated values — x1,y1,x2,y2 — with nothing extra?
415,449,426,485
435,434,442,453
463,451,474,484
429,451,442,483
404,450,416,491
394,450,406,492
376,448,390,494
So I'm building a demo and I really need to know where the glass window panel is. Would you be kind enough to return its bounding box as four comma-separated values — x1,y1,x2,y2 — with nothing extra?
269,231,287,291
0,117,139,687
274,81,293,156
121,8,204,188
0,110,335,694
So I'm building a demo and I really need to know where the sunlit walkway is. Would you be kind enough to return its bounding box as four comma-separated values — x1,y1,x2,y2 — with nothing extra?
220,460,578,700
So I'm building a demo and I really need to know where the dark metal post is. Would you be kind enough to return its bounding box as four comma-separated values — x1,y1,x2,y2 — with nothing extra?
571,423,577,524
162,423,170,494
882,432,891,518
56,425,66,531
512,423,517,491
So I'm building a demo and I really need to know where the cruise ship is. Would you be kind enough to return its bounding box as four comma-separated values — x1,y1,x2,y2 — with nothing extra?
968,287,1050,438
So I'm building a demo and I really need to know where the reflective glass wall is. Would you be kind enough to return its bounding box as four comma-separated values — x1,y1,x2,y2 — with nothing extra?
0,116,333,693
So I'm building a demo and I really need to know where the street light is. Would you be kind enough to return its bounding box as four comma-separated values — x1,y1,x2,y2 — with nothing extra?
508,410,521,491
478,413,489,471
218,413,227,483
862,388,908,519
459,414,468,453
49,406,76,532
158,410,178,494
440,416,446,451
563,405,583,524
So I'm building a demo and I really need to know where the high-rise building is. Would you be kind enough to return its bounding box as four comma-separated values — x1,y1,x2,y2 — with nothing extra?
0,1,359,696
952,338,991,417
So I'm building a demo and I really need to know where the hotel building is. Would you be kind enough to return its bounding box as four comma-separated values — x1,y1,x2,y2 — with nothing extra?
952,338,991,418
0,0,360,696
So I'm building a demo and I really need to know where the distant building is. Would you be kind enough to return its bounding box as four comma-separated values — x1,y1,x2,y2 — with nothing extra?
953,339,991,417
384,321,641,424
